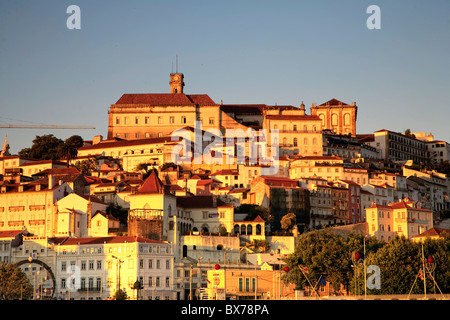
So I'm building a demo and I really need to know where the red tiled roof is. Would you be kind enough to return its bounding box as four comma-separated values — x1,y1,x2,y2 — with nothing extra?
20,160,66,167
414,227,450,238
50,236,163,246
319,98,349,106
136,170,165,194
176,195,229,209
266,115,321,121
32,167,81,176
78,136,177,151
115,93,216,106
0,230,24,239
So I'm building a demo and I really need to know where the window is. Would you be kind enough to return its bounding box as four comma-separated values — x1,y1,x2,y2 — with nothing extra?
209,118,215,125
293,138,298,147
181,116,186,124
170,116,174,124
158,117,162,124
116,117,120,125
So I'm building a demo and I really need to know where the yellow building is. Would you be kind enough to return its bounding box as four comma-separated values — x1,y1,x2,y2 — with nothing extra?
310,98,358,136
365,200,434,241
0,175,71,237
264,103,323,157
207,266,295,300
289,156,344,182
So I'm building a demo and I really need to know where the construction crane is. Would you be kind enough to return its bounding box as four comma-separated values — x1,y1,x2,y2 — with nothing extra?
0,124,95,129
0,116,95,130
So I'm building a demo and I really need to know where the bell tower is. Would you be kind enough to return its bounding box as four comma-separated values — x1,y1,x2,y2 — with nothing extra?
170,73,184,94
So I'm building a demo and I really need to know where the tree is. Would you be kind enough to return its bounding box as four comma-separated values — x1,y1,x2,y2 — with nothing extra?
59,135,84,167
284,230,384,295
280,212,296,231
106,203,128,226
18,134,64,160
114,289,128,300
237,204,272,224
0,262,33,300
74,158,98,175
404,129,416,139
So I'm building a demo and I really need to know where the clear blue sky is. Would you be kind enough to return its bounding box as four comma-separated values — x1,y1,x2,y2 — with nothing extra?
1,0,449,154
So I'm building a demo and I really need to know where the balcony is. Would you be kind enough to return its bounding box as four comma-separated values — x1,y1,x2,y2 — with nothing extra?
9,206,25,212
129,209,164,220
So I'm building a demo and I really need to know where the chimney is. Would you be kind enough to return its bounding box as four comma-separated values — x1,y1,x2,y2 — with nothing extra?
212,194,217,207
87,198,92,230
92,135,103,145
48,174,55,189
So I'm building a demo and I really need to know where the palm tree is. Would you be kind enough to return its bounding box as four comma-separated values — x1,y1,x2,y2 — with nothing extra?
59,135,83,167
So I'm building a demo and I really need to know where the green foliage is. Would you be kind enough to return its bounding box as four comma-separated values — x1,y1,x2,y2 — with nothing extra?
280,212,296,231
19,134,64,160
285,230,450,296
74,158,98,175
237,204,272,224
18,134,84,165
0,262,33,300
58,135,84,167
114,289,128,300
106,203,128,226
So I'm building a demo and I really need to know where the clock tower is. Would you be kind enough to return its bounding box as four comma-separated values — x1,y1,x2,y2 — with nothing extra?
170,73,184,94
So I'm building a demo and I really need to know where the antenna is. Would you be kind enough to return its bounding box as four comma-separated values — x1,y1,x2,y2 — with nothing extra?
172,61,174,74
176,54,178,73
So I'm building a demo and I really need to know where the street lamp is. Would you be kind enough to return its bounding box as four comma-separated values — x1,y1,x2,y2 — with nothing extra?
112,255,131,294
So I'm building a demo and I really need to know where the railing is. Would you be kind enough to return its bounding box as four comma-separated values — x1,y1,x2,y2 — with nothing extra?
9,206,25,212
29,205,45,211
129,209,164,220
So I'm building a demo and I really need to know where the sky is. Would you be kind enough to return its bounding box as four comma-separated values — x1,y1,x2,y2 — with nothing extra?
0,0,449,155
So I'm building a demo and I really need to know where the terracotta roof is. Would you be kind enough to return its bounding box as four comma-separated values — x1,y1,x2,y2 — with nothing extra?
220,104,265,114
78,136,177,151
413,227,450,238
266,115,321,121
20,160,66,167
211,169,239,176
319,98,349,106
0,230,24,239
176,195,229,209
32,167,81,177
50,236,163,246
136,170,165,194
114,93,216,106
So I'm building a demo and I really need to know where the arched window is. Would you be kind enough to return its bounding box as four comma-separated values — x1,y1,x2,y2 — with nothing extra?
319,114,325,127
247,225,253,235
256,224,262,235
234,225,240,234
241,225,246,235
331,114,338,126
344,113,350,126
283,137,287,146
303,138,308,145
312,138,317,145
217,244,223,251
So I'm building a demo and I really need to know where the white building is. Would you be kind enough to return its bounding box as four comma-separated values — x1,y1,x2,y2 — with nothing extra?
51,236,174,300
